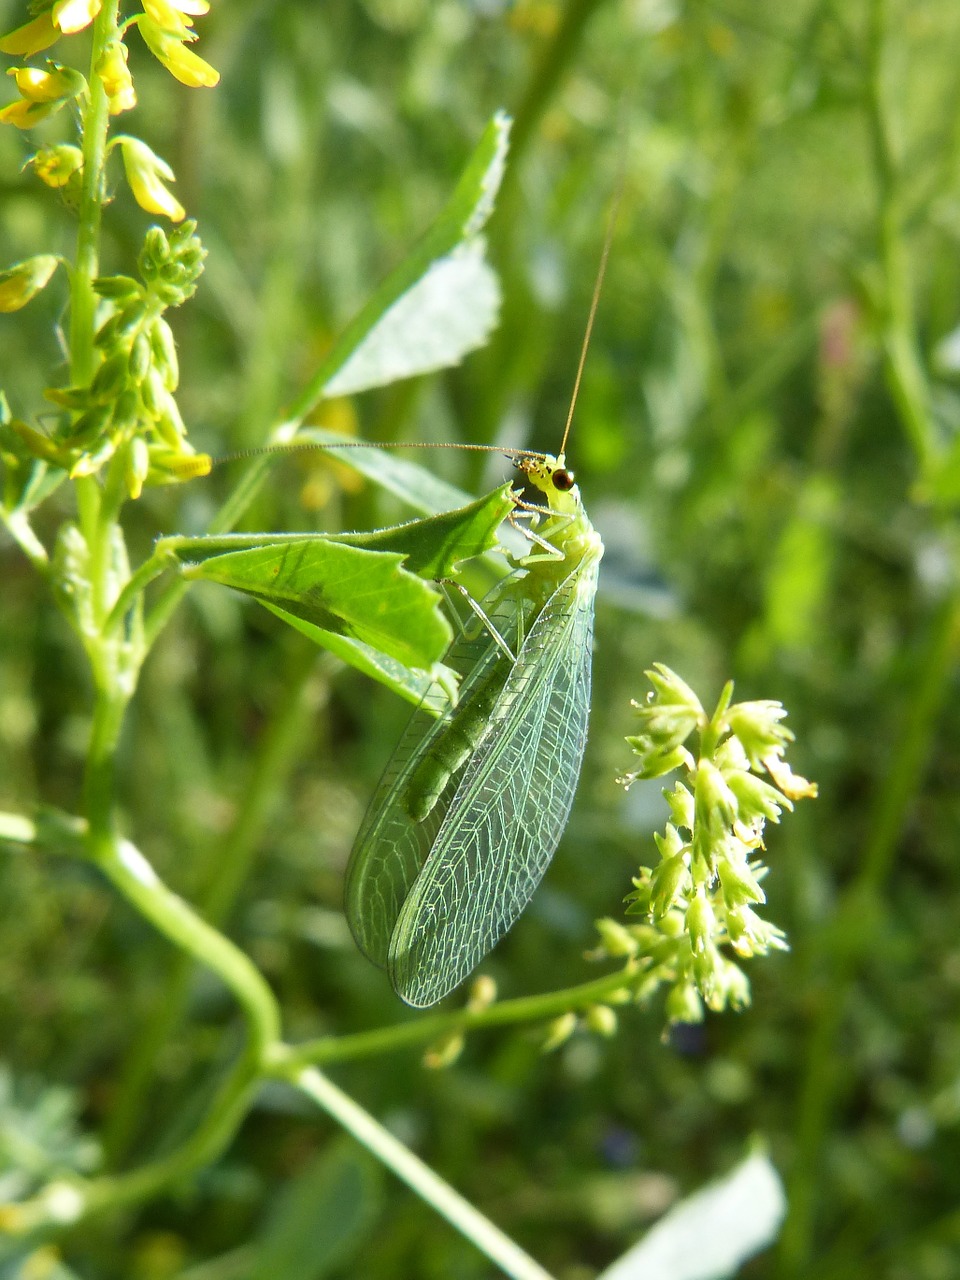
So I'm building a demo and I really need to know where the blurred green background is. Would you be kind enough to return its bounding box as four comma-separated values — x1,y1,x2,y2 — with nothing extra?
3,0,960,1276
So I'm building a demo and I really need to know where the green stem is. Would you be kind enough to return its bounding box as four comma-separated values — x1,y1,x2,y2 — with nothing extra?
289,1067,557,1280
103,543,176,636
863,0,935,473
71,0,119,384
103,644,330,1163
0,508,49,570
276,965,635,1071
92,834,281,1052
83,686,128,842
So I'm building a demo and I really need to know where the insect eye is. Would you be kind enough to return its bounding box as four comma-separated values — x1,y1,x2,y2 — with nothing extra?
553,468,575,491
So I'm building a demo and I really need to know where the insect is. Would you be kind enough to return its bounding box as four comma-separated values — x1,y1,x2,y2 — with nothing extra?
344,211,615,1008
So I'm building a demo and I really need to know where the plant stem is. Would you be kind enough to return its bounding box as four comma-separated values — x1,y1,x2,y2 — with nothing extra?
290,1067,557,1280
863,0,935,473
277,965,636,1071
93,835,281,1052
71,0,119,384
103,644,331,1163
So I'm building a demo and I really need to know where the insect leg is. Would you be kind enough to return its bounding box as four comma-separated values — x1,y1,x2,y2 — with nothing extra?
439,578,518,663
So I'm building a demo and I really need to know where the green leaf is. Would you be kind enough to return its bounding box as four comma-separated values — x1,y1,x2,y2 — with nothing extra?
262,605,453,707
299,111,511,407
252,1137,383,1280
177,537,451,671
166,484,514,702
322,240,500,396
0,394,66,514
333,481,515,576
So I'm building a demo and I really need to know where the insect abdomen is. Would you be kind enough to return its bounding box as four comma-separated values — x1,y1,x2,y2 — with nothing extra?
403,659,508,822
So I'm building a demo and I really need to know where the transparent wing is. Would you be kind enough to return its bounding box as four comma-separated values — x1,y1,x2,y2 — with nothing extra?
344,585,526,968
387,550,601,1007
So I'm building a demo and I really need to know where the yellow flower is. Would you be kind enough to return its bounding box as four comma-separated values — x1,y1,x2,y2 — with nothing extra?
142,0,196,37
30,143,83,188
9,62,84,103
52,0,102,35
138,15,219,87
115,136,185,222
0,255,59,312
0,98,59,128
0,12,59,55
96,41,136,114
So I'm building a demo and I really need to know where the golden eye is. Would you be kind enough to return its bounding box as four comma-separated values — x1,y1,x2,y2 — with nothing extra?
553,468,575,492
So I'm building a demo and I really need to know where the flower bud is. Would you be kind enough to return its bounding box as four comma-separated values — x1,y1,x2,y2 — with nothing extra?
116,136,185,222
763,754,818,801
694,759,738,839
0,13,59,56
594,917,639,958
96,41,136,114
665,981,703,1025
0,255,58,312
664,781,694,832
585,1005,617,1038
129,331,152,383
423,1032,464,1070
720,960,751,1010
9,62,84,103
53,0,103,35
125,436,150,500
31,144,83,189
717,852,766,907
90,352,130,401
138,16,220,88
724,699,793,769
541,1012,577,1053
651,853,690,920
466,974,497,1012
94,275,142,301
150,317,179,388
725,769,789,823
686,890,716,954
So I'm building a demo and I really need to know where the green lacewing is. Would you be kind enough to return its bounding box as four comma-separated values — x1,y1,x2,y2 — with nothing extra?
345,211,616,1007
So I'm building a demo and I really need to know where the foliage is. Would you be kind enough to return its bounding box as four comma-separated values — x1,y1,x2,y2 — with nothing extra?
0,0,958,1278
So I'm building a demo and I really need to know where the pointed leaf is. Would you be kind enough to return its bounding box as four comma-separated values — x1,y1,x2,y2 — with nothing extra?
262,605,452,708
323,241,500,396
178,538,451,671
333,481,515,576
299,111,510,407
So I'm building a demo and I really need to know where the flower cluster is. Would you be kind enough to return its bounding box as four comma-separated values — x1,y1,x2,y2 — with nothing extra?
0,1,217,217
594,666,817,1025
0,1,218,94
10,223,211,494
0,1,221,494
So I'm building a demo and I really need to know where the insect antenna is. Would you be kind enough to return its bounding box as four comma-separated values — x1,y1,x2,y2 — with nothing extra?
558,179,624,459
